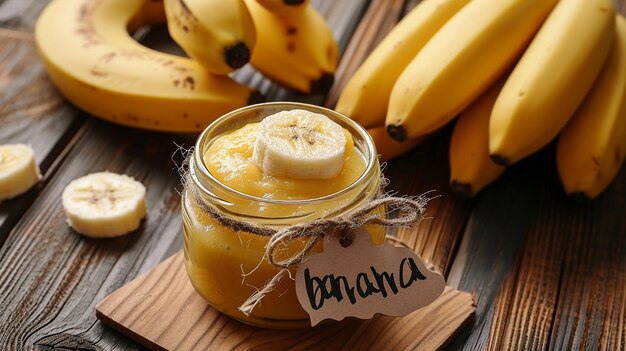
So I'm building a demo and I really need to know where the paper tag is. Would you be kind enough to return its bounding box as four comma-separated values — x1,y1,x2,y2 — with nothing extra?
295,230,446,326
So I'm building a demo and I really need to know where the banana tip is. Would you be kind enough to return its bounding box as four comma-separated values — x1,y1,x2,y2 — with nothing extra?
310,73,334,95
450,181,473,199
248,91,266,105
568,192,593,202
284,0,306,4
226,42,250,69
490,154,510,166
386,124,407,141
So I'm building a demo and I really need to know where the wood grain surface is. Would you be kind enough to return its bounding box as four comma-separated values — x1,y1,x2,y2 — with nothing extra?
0,33,84,245
96,252,475,351
0,0,625,350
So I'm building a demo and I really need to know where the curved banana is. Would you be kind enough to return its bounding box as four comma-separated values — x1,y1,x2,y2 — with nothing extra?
35,0,261,132
367,126,424,162
386,0,558,141
489,0,615,166
256,0,308,16
164,0,256,74
449,78,506,198
244,0,338,94
556,15,626,200
336,0,469,128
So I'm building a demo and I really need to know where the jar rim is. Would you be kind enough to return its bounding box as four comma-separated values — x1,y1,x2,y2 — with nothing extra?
191,102,378,206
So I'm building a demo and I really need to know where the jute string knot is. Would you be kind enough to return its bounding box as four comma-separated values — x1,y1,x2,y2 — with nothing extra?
264,196,427,270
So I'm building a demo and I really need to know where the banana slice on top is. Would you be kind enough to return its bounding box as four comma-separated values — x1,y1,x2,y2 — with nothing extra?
252,109,348,179
0,144,42,200
62,172,146,238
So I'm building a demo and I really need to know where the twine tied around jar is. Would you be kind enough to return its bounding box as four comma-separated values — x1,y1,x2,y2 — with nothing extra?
204,193,428,316
240,195,429,316
176,146,430,316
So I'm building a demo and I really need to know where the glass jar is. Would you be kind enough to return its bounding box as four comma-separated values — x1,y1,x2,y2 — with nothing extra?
182,102,384,329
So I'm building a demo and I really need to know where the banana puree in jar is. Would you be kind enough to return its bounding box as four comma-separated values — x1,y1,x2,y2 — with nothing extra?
182,103,384,328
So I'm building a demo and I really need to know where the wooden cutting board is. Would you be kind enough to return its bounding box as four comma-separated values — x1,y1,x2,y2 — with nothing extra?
96,251,475,351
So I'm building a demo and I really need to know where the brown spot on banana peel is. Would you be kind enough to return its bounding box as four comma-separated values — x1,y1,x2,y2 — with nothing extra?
490,154,509,167
287,27,297,35
89,67,108,77
225,42,250,69
386,124,407,142
309,73,334,95
182,76,195,90
286,41,296,53
592,156,601,167
450,181,474,199
76,1,102,47
100,52,116,63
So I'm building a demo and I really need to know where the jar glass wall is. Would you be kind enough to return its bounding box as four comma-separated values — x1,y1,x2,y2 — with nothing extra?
182,102,384,329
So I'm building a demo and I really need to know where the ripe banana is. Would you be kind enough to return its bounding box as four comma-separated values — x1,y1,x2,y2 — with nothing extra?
35,0,261,133
62,172,147,238
449,78,506,198
0,144,41,200
164,0,256,74
367,126,424,162
336,0,469,128
244,0,338,94
256,0,308,16
386,0,558,141
252,110,349,179
489,0,615,166
556,15,626,200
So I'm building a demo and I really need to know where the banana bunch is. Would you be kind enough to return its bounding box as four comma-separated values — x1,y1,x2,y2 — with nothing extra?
335,0,470,128
386,0,558,140
35,0,339,132
244,0,338,94
336,0,623,199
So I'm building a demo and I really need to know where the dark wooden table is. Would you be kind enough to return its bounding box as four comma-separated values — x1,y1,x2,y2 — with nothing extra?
1,0,625,350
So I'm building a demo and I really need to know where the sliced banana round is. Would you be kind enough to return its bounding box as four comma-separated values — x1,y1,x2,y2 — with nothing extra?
0,144,42,200
62,172,146,238
252,109,348,179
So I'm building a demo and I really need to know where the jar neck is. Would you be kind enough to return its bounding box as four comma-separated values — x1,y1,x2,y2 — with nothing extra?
188,102,380,225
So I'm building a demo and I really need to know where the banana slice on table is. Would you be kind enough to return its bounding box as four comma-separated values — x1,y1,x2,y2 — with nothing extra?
252,110,348,179
0,144,42,200
62,172,146,238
